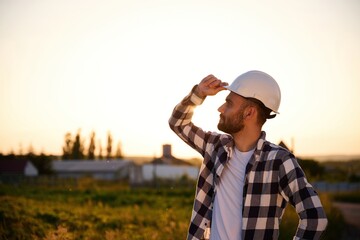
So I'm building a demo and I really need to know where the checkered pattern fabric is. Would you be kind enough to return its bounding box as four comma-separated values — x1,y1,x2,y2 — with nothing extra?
168,86,328,240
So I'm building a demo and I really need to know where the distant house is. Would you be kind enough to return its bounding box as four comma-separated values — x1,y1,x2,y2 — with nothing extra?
129,144,199,185
151,144,194,166
0,159,39,176
52,159,132,180
278,140,294,153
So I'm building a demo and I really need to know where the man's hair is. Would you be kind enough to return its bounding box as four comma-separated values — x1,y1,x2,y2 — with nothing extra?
246,98,273,125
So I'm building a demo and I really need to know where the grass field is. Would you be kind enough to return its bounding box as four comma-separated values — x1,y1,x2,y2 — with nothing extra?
0,178,353,240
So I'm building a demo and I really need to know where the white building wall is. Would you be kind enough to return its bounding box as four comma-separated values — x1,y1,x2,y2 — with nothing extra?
52,160,131,180
142,164,199,181
24,162,39,176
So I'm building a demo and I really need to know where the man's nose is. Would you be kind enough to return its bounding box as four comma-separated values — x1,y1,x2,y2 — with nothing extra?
218,104,224,113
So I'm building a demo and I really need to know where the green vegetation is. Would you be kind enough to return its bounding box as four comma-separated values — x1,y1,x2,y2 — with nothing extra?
0,179,193,240
298,159,325,182
321,160,360,182
331,191,360,204
0,178,350,240
296,158,360,183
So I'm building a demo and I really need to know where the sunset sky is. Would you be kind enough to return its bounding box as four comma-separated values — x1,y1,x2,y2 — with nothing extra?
1,0,359,160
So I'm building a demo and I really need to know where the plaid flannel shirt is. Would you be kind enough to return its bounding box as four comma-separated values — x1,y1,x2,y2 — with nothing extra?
168,86,328,240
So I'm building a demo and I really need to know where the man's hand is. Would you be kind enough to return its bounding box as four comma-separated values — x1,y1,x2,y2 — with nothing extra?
195,74,228,98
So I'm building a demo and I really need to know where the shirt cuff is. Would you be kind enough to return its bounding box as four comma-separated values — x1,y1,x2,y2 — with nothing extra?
181,85,206,106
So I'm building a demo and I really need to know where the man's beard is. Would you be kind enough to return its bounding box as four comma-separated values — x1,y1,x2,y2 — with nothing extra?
217,110,245,134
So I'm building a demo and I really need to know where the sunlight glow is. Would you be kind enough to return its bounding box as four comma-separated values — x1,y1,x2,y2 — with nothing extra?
1,0,359,159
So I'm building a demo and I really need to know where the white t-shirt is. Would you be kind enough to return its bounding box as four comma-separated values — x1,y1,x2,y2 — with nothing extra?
210,147,254,240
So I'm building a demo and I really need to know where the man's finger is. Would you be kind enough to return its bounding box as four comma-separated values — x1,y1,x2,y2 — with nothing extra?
208,79,223,88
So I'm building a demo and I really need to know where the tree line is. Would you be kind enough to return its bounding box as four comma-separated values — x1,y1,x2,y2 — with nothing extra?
62,129,123,160
0,129,124,175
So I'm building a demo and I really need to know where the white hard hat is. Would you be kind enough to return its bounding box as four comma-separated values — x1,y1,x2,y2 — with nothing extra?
225,70,281,113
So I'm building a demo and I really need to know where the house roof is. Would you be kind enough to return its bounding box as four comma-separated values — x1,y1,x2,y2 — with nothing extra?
0,159,29,174
279,141,290,150
151,157,193,166
52,159,132,173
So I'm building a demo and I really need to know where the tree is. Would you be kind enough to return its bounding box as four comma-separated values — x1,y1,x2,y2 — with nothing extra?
106,131,113,159
18,143,23,156
115,141,123,159
88,131,96,159
28,152,53,175
98,140,103,159
298,158,325,181
28,144,35,156
71,129,85,159
62,132,73,160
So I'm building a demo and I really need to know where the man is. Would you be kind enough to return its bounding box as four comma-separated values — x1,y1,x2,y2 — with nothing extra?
168,71,328,240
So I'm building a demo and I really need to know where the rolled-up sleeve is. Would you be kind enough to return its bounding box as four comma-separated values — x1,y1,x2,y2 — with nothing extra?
168,85,210,156
279,156,328,239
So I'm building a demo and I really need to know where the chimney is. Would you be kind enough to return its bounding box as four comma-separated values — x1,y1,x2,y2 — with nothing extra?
162,144,172,158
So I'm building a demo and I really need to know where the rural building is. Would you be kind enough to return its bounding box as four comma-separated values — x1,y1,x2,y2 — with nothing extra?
278,140,294,153
52,159,132,180
0,159,39,176
129,144,199,185
129,141,294,185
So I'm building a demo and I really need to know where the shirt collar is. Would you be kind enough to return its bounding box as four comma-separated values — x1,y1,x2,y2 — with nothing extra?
225,131,267,161
254,131,267,161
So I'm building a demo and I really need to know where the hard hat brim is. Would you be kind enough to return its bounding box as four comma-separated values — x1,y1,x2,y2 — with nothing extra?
223,85,280,115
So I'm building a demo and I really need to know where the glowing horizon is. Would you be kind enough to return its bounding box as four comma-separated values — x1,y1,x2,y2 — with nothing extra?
1,0,359,159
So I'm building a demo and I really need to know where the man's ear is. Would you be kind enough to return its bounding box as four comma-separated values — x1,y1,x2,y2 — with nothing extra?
245,106,256,119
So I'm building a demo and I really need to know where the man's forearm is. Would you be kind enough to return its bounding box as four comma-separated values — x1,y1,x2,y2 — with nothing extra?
294,203,328,239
